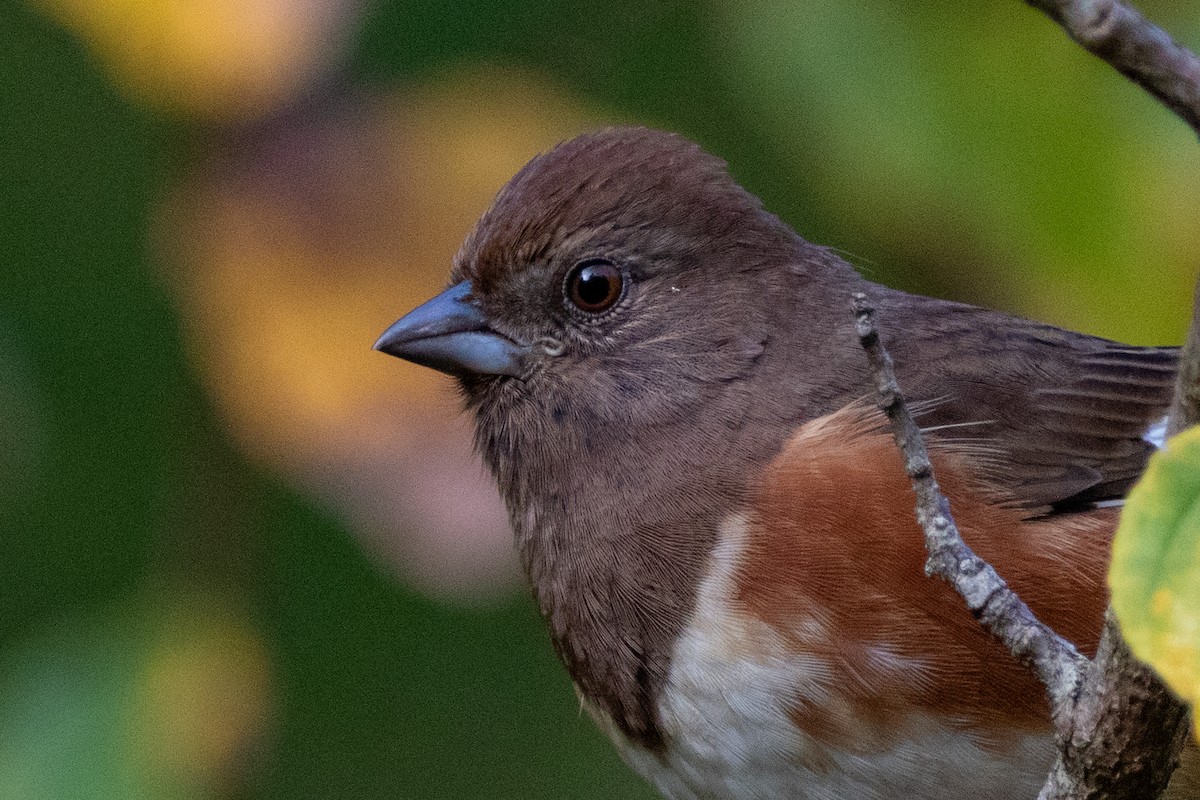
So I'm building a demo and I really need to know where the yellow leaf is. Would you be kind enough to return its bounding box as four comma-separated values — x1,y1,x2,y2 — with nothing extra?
1111,424,1200,735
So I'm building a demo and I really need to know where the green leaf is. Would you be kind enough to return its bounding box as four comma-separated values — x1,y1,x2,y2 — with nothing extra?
1111,424,1200,722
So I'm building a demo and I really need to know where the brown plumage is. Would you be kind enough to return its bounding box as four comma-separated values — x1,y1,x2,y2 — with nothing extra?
375,126,1180,798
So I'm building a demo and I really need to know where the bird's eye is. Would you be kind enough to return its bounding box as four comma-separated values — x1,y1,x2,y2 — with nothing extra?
565,259,624,314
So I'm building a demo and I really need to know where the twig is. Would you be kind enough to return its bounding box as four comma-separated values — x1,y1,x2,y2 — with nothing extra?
851,293,1087,726
855,290,1194,797
1025,0,1200,137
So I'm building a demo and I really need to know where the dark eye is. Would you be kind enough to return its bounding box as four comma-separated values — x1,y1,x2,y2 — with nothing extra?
565,259,624,314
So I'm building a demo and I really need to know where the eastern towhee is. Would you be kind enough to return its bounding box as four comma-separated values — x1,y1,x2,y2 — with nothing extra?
374,128,1193,799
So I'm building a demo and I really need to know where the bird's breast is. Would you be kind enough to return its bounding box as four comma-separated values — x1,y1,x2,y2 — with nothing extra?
578,400,1119,798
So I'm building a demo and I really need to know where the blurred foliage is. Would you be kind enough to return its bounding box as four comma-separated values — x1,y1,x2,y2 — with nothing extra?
34,0,363,119
0,596,269,800
0,0,1197,797
1111,425,1200,738
724,0,1200,342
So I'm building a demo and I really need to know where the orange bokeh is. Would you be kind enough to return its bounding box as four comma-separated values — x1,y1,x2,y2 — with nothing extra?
163,67,605,598
38,0,363,119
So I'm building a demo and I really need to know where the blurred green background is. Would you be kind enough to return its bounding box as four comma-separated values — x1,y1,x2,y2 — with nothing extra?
0,0,1197,798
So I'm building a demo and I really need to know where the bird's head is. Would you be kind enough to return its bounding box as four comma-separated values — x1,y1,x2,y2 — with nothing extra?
375,128,838,453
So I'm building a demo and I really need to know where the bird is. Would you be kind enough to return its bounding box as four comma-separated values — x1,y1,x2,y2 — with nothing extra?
373,127,1187,799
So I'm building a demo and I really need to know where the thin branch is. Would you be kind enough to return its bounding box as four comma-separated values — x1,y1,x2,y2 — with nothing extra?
1040,612,1190,799
851,293,1087,726
1025,0,1200,137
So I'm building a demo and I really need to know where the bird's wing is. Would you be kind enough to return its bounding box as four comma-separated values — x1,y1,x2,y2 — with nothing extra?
882,295,1178,511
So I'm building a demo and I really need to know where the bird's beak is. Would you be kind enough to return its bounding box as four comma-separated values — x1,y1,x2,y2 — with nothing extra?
373,280,527,377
